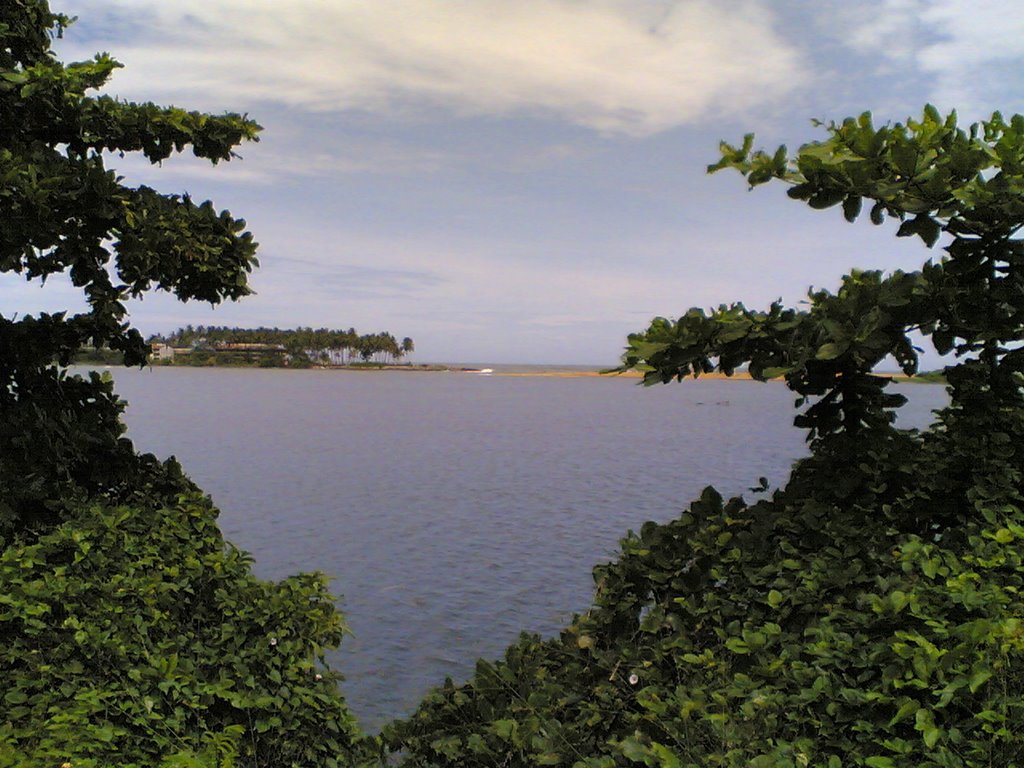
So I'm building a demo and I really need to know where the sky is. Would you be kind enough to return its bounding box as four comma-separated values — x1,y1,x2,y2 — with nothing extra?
10,0,1024,365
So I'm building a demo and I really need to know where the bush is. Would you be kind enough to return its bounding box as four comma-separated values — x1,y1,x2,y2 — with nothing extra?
385,420,1024,766
1,489,364,767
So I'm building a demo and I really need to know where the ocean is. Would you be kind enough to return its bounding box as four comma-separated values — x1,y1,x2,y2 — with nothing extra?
102,365,948,731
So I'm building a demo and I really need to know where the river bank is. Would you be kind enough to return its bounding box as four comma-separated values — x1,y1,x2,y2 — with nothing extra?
77,351,946,383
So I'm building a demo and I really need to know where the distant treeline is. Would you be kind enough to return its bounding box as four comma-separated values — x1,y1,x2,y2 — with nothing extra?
904,369,946,384
74,347,125,365
149,326,415,367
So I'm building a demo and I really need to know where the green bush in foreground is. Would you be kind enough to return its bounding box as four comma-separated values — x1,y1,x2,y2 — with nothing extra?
383,109,1024,766
1,489,362,767
386,416,1024,767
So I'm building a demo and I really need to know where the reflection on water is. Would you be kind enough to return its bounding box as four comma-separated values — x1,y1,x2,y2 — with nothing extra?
105,367,947,730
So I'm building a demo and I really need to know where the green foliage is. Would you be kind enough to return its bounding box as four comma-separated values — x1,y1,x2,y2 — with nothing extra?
0,0,259,530
0,5,259,369
1,4,367,764
383,108,1024,767
0,491,364,767
621,106,1024,445
0,365,182,540
386,455,1024,766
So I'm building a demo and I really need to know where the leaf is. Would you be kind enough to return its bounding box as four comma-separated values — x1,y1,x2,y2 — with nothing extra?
650,743,682,768
620,738,651,763
630,341,670,360
896,214,941,247
969,670,992,693
842,195,862,222
889,699,919,726
993,528,1014,543
772,144,788,174
725,638,749,654
816,342,848,360
808,188,847,210
492,719,518,742
932,329,954,355
915,215,941,247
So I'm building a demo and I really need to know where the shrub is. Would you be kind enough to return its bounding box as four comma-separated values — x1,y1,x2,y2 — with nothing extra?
1,490,364,767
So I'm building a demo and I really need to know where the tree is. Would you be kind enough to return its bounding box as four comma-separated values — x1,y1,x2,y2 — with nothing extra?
1,1,260,532
384,108,1024,767
0,5,364,764
623,106,1024,446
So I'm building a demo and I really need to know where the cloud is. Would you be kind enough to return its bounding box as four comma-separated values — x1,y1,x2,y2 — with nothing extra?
108,134,451,186
916,1,1024,115
830,0,925,62
59,0,806,136
270,257,447,301
823,0,1024,119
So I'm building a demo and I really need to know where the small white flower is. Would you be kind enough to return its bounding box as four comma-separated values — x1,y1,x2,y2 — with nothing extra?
628,673,639,686
269,637,278,646
314,673,323,681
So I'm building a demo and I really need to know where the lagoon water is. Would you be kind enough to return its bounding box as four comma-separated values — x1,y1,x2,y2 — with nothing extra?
105,366,948,731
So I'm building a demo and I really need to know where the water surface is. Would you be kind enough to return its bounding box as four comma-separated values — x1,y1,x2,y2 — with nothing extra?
105,366,947,730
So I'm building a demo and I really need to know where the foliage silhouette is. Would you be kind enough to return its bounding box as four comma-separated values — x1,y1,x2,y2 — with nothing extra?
0,4,365,765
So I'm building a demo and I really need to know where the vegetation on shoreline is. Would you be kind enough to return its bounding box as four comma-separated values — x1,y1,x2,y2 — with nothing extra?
73,346,126,365
898,369,947,384
150,326,415,368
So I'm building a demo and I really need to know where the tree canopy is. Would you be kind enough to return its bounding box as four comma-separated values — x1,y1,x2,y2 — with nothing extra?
619,106,1024,446
0,1,264,532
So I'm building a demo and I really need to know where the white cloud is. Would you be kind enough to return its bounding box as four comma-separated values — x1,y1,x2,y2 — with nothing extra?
832,0,925,62
59,0,806,136
823,0,1024,119
919,0,1024,68
916,0,1024,116
108,134,450,186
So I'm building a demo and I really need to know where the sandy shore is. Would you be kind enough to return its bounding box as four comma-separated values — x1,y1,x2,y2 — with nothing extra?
169,362,938,383
457,369,939,383
489,369,751,379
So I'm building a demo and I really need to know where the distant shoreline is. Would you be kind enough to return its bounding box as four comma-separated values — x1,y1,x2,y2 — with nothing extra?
235,366,945,383
75,358,947,384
